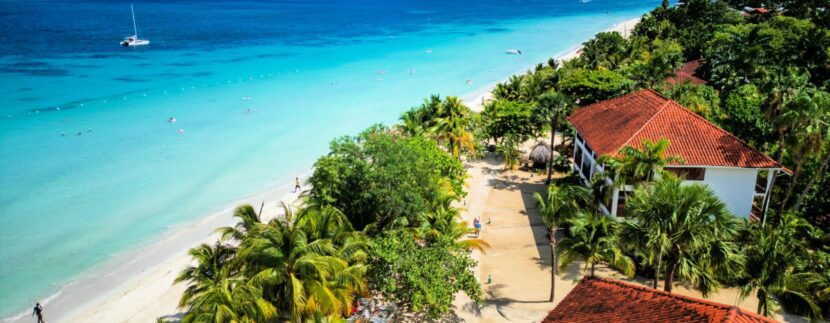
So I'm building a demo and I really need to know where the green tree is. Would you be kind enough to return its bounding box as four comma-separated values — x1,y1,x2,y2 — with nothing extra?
534,183,592,302
580,31,630,70
176,242,238,309
778,90,830,213
397,95,443,136
414,195,490,252
720,84,774,148
308,127,466,230
432,96,475,158
493,75,524,101
661,83,722,121
367,232,482,318
217,205,264,244
532,92,573,184
706,24,772,90
240,212,366,321
482,99,538,142
627,39,685,87
558,69,635,105
496,133,522,170
738,213,822,318
605,139,683,186
520,66,560,101
625,175,744,295
557,211,635,277
180,275,277,323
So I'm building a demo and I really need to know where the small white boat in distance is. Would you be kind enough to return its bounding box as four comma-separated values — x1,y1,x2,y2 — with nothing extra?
506,49,522,55
121,5,150,47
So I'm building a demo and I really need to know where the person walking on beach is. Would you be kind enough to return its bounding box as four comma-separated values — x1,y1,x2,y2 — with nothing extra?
473,218,481,238
294,177,301,193
32,303,43,323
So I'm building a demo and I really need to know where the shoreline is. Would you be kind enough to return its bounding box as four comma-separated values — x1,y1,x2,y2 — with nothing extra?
4,171,312,323
464,17,639,112
4,16,642,323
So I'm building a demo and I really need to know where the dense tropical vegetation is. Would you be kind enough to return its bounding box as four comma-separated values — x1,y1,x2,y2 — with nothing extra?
488,0,829,318
175,0,830,320
175,94,483,321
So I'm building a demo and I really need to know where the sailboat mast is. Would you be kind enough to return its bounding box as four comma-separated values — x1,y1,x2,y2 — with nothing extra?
131,4,138,37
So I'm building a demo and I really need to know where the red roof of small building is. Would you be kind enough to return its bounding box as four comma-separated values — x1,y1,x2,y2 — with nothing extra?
666,60,706,85
542,277,778,323
567,89,783,169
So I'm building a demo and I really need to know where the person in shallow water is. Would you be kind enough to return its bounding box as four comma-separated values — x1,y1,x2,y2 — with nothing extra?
32,303,43,323
294,177,301,192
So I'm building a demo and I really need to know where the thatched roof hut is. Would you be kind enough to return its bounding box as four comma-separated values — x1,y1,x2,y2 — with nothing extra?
529,142,552,168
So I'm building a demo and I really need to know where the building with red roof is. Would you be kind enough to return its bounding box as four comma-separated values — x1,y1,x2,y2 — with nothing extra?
665,60,706,85
743,7,770,16
542,276,777,323
567,90,786,221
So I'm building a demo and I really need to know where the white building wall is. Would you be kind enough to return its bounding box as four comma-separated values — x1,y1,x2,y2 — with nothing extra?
696,167,758,218
573,134,762,219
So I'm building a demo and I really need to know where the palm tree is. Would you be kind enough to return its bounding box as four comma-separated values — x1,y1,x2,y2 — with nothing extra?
398,108,426,137
294,205,368,264
175,242,237,308
610,139,683,185
433,96,475,158
397,95,443,137
739,212,822,318
761,68,811,164
534,183,592,302
557,211,635,277
240,215,366,321
180,274,277,323
779,90,830,213
217,204,264,243
619,214,669,289
493,75,524,101
625,175,744,295
533,91,573,184
415,195,490,252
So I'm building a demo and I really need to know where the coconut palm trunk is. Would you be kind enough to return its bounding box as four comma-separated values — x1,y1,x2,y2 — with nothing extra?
792,142,830,211
549,227,557,302
653,249,662,290
547,114,558,185
663,259,676,293
778,159,803,219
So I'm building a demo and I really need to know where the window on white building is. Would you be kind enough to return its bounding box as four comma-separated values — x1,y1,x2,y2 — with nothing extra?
665,167,705,181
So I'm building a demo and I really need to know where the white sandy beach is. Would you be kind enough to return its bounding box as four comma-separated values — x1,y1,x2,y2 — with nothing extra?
10,17,643,323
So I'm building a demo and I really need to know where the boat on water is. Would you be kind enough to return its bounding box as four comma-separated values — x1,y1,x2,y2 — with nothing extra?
506,49,522,55
121,5,150,47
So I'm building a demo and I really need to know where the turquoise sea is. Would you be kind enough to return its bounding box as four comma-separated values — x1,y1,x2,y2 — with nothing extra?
0,0,659,317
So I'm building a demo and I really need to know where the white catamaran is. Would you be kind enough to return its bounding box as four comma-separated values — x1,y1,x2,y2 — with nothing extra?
121,4,150,47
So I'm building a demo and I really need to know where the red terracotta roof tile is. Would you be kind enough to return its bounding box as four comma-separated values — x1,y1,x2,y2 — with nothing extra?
567,89,782,169
666,60,707,85
542,276,778,323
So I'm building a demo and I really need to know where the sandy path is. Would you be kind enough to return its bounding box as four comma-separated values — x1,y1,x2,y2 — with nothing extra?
452,156,799,322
